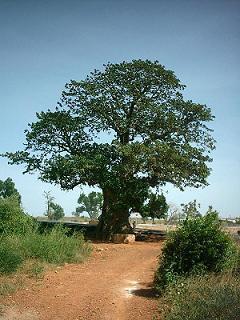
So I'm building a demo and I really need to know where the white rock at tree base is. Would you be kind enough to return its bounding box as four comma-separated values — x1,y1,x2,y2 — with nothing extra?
112,234,135,244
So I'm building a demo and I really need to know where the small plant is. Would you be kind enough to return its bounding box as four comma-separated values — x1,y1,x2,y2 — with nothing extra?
155,208,237,292
24,261,45,279
0,275,24,296
0,281,19,296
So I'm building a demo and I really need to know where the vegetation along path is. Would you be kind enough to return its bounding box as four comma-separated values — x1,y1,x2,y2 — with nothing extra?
0,242,162,320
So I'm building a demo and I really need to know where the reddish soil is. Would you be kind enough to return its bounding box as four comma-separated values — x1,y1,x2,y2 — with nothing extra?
0,242,163,320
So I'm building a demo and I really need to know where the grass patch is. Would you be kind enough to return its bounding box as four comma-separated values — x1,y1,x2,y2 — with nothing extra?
159,274,240,320
20,226,92,264
22,260,45,280
0,245,23,274
0,275,24,296
0,226,92,275
0,282,19,296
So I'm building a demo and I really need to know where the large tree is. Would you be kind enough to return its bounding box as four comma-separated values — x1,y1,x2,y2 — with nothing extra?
4,60,215,239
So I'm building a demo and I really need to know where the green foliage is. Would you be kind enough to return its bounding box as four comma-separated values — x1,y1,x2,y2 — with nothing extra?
140,192,168,222
0,177,21,204
75,191,103,220
0,195,34,235
0,226,92,274
3,60,216,235
160,274,240,320
155,209,237,292
49,202,65,220
20,226,91,264
0,244,23,274
43,191,65,220
180,200,201,219
24,261,45,279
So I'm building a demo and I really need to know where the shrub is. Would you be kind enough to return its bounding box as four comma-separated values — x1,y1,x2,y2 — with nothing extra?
160,274,240,320
20,225,92,264
0,243,23,274
0,225,92,275
0,196,35,235
155,211,237,292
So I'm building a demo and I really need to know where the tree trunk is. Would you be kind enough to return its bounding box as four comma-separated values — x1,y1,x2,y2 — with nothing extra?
96,188,133,240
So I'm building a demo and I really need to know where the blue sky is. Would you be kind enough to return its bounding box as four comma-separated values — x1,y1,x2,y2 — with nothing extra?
0,0,239,217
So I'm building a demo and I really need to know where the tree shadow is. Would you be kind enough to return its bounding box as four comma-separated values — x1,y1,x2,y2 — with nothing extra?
131,283,158,299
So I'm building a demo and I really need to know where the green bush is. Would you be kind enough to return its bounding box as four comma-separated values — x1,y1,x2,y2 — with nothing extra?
155,212,237,292
0,244,23,274
21,225,91,264
0,226,91,275
160,274,240,320
0,195,35,235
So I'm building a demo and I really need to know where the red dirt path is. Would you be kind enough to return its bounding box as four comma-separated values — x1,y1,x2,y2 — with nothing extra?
0,242,162,320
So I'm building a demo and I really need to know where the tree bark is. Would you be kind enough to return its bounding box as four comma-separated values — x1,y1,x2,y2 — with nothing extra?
96,188,133,240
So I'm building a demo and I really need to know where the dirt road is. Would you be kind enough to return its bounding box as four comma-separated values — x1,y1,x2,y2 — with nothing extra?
0,242,162,320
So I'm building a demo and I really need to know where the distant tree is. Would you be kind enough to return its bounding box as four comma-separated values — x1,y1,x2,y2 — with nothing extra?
138,207,149,223
148,193,169,223
43,191,64,220
0,177,21,204
75,191,103,220
49,202,65,220
43,191,54,219
181,200,201,219
4,60,215,239
206,205,219,217
235,217,240,225
166,203,183,224
139,192,168,223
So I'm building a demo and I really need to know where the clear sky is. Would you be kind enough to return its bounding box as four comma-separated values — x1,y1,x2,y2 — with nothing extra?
0,0,239,217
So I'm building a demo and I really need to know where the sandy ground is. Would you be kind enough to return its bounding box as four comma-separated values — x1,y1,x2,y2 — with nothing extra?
0,241,163,320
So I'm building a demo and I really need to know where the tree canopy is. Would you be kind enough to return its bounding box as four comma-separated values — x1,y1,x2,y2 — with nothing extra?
0,178,32,235
4,59,215,238
139,192,169,223
0,177,21,204
75,191,103,220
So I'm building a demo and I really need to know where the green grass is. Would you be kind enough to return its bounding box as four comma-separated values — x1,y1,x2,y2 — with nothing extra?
159,273,240,320
0,226,92,275
0,245,23,274
23,260,45,279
